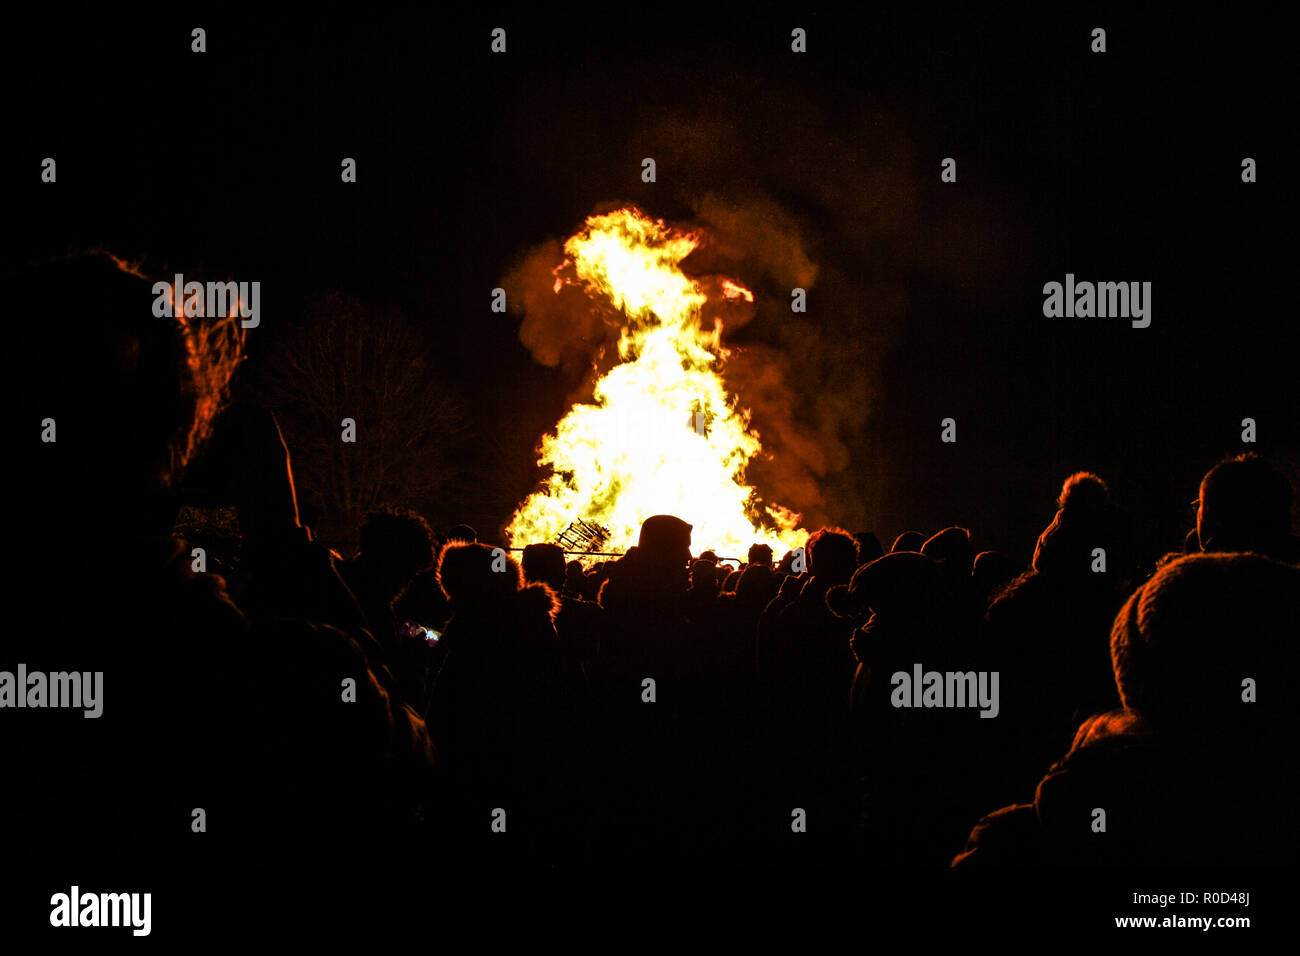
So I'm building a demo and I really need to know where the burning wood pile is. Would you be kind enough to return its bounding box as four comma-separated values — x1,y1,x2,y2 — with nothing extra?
506,208,806,556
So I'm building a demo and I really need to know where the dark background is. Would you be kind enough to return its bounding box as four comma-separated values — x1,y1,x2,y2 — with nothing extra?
9,8,1294,566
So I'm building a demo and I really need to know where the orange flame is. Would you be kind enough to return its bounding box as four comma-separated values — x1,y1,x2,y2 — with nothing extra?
507,208,805,557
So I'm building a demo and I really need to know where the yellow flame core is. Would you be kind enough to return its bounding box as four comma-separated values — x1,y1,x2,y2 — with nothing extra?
507,209,806,558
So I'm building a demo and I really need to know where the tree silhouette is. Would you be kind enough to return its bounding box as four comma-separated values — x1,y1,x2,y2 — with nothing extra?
254,292,466,546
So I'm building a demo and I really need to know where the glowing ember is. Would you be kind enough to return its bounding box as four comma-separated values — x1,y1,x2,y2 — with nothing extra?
721,279,754,302
507,208,806,556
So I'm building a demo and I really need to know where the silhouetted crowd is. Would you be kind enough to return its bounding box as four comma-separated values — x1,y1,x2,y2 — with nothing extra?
10,256,1298,882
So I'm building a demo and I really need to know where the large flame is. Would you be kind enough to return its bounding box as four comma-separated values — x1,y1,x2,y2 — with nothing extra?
507,208,806,558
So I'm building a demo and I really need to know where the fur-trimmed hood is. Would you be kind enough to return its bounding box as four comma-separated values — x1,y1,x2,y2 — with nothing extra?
515,581,561,623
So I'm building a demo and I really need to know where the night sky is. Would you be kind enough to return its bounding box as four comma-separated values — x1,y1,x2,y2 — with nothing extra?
11,9,1293,564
